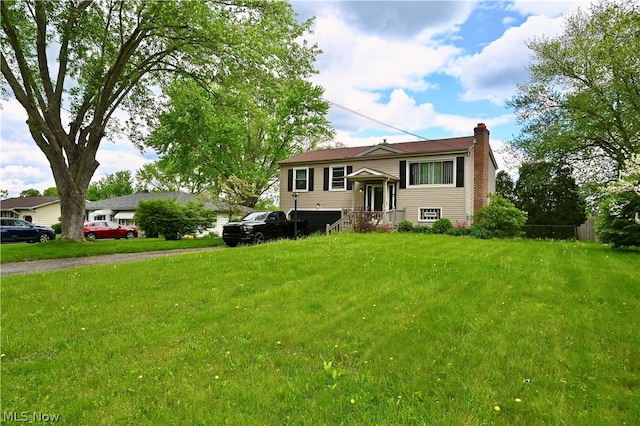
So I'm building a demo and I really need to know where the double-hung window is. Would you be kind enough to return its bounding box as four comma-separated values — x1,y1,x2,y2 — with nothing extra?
330,166,346,190
409,160,454,185
294,168,308,191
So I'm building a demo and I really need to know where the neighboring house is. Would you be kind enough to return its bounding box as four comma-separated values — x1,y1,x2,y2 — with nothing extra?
0,196,61,227
279,123,497,233
85,191,252,236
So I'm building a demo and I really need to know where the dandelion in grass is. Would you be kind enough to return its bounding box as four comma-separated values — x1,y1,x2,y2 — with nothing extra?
494,405,500,412
515,398,522,403
350,398,355,404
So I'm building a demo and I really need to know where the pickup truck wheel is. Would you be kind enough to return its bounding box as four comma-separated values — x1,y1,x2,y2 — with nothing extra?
253,232,265,245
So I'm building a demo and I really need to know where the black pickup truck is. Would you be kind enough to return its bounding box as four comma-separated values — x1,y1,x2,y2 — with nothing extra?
222,211,309,247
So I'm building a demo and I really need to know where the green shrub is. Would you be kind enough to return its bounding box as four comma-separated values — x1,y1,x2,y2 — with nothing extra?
447,227,469,237
412,225,432,234
432,218,454,234
396,220,414,233
471,228,494,239
134,198,216,240
51,222,62,235
472,193,526,238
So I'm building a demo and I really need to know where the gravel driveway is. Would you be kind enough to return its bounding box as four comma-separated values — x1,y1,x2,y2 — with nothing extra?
1,247,224,277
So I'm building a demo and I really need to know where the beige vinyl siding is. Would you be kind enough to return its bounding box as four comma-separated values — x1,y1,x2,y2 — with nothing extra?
280,165,358,212
400,154,469,225
465,151,475,221
488,157,497,194
15,202,61,227
399,187,468,224
280,153,471,226
280,153,468,224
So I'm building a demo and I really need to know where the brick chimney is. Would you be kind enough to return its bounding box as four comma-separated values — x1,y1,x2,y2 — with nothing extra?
473,123,490,213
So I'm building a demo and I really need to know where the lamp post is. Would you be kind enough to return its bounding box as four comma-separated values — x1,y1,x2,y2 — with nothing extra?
292,192,299,239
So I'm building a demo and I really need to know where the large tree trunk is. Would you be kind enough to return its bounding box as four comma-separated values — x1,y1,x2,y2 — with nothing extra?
41,131,100,242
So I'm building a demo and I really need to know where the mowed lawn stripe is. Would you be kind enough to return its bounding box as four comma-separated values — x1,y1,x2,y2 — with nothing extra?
2,234,638,424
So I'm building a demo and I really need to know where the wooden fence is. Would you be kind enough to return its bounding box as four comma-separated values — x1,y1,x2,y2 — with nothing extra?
577,216,597,242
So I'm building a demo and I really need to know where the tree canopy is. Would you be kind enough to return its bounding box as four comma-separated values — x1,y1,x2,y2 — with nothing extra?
2,0,321,240
144,73,334,207
507,0,640,187
20,188,40,197
515,161,587,238
86,170,136,201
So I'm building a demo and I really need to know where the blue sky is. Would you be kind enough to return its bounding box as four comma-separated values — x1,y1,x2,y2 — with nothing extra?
0,0,590,197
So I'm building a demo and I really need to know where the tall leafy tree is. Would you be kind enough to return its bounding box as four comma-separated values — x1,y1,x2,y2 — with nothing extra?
43,186,58,196
2,0,319,240
515,161,587,238
86,170,135,201
507,0,640,188
495,170,516,204
135,160,208,194
20,188,40,197
145,74,334,207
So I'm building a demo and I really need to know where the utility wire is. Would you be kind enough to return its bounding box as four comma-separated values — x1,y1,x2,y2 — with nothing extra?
323,98,430,141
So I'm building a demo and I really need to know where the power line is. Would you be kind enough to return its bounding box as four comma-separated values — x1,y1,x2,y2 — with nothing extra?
322,98,430,141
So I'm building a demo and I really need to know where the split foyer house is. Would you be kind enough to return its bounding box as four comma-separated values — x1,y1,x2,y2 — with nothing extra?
279,123,497,233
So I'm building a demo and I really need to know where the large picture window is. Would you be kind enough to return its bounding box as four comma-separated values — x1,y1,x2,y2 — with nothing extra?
409,160,454,185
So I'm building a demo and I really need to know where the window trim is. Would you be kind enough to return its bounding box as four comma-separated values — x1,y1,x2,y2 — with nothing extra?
408,159,455,187
417,207,442,223
293,167,310,192
329,165,347,191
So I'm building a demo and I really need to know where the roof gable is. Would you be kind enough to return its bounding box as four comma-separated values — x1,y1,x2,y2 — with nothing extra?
354,144,406,157
346,167,399,181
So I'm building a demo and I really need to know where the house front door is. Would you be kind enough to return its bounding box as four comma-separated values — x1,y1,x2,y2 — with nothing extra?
366,184,384,211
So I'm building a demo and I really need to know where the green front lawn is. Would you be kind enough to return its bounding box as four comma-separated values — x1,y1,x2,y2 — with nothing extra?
0,236,224,263
2,234,638,424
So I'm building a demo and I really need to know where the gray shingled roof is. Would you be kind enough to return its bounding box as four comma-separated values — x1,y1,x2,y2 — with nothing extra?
0,196,60,210
85,192,250,213
279,136,475,164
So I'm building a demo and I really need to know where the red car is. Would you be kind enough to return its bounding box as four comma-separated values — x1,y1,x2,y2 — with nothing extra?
84,221,138,240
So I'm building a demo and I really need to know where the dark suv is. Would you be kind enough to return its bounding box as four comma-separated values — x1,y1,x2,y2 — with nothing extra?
0,218,56,243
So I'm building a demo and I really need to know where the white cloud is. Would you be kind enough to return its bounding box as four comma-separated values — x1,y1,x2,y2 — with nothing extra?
312,12,461,95
508,0,584,17
447,14,565,105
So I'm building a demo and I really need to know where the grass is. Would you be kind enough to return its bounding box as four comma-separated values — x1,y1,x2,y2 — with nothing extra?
1,233,639,424
0,237,224,263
